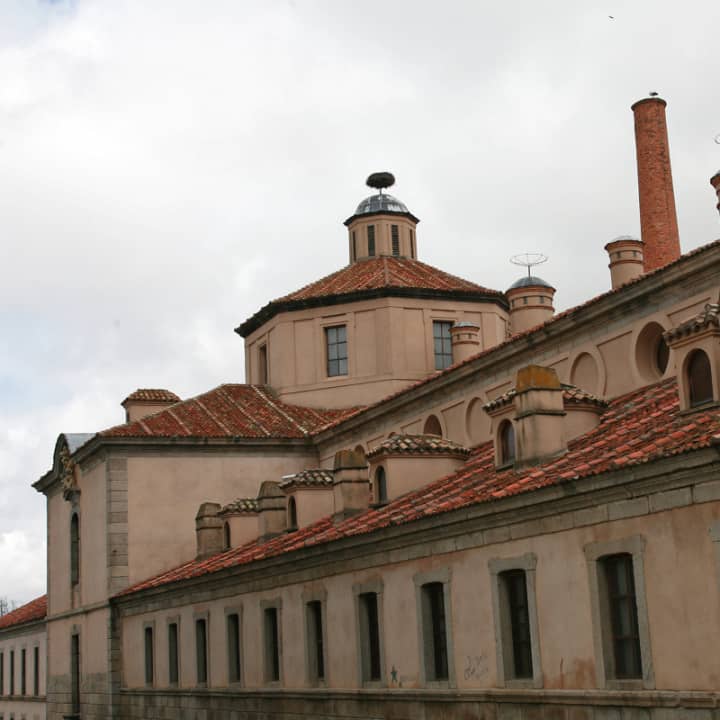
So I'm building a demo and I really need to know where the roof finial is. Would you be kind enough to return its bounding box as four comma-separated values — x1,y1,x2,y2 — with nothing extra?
366,171,395,196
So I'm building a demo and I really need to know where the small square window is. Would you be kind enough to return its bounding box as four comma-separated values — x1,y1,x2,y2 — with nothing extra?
326,325,348,377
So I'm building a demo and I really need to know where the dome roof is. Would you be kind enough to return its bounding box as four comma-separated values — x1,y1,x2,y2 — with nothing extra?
508,275,554,290
354,192,410,216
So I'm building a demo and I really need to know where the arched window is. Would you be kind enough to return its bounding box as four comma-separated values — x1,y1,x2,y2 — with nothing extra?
70,513,80,587
375,467,388,505
223,521,231,550
499,420,516,465
687,349,713,407
423,415,442,437
288,497,298,529
655,336,669,375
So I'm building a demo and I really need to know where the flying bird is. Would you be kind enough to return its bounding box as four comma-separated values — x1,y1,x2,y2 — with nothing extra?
608,15,614,19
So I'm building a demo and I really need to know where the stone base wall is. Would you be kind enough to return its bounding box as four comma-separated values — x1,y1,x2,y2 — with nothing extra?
46,672,109,720
116,689,720,720
0,696,46,720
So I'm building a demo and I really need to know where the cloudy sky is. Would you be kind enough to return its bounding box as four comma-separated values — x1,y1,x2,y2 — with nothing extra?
1,0,719,604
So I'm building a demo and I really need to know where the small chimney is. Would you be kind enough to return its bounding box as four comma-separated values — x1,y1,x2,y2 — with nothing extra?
195,502,224,559
257,481,287,541
506,278,555,335
450,322,481,364
332,448,369,521
513,365,566,465
121,388,180,422
604,236,644,289
631,96,681,272
711,171,720,217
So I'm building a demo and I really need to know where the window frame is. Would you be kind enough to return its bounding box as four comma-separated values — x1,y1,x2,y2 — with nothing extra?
143,621,155,687
258,343,268,385
325,324,348,378
413,568,455,688
489,553,542,688
166,616,180,687
260,598,283,685
498,419,516,467
391,224,400,256
353,579,386,687
225,606,243,687
194,612,209,688
0,650,4,696
584,535,654,689
70,512,80,588
367,225,376,257
303,590,328,686
32,645,39,696
687,348,714,407
432,320,454,370
70,629,80,714
374,466,388,505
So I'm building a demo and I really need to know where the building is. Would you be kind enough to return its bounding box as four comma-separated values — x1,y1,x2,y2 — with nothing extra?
2,95,720,720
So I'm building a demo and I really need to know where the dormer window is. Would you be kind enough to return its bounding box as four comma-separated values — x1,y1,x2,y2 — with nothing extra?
258,344,268,385
287,497,298,529
375,467,388,505
367,225,376,257
499,420,516,465
391,225,400,256
687,349,713,407
326,325,348,377
223,521,231,550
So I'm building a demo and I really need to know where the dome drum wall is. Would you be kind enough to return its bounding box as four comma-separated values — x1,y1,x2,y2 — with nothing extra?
346,211,418,263
507,280,556,335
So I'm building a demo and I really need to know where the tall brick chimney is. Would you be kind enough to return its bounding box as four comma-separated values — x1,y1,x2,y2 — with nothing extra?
711,171,720,217
631,96,681,272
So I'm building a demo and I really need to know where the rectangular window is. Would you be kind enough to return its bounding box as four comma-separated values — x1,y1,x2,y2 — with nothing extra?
352,231,357,261
367,225,375,256
603,554,642,679
9,650,14,696
501,570,533,678
168,622,179,685
0,651,4,695
144,626,154,686
306,601,325,682
264,607,280,682
227,613,241,684
359,592,381,682
410,229,415,258
421,582,449,681
325,325,348,377
70,514,80,587
20,649,25,695
391,225,400,256
258,344,268,385
70,634,80,714
195,618,208,685
433,321,453,370
33,646,39,696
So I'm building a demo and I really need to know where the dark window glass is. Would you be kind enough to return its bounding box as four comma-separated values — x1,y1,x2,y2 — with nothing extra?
500,420,516,464
20,648,26,695
168,623,179,685
422,582,449,681
0,651,4,695
227,613,241,684
307,601,324,681
258,344,268,385
375,467,388,504
70,513,80,587
223,522,231,550
501,570,533,678
264,607,280,682
688,350,713,407
359,592,381,681
33,646,39,696
70,634,80,713
423,414,442,436
603,554,642,678
9,650,14,696
326,325,348,377
410,229,415,258
655,337,669,374
433,321,453,370
391,225,400,256
287,497,298,529
196,618,208,685
144,627,154,685
367,225,375,256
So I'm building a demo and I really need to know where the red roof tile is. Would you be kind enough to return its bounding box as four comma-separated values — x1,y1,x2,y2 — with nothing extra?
102,385,360,440
122,388,180,404
367,434,470,459
237,257,505,337
0,595,47,630
119,378,719,597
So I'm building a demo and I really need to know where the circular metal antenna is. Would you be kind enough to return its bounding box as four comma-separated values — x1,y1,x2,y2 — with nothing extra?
649,91,659,97
366,172,395,192
510,253,548,278
714,133,720,145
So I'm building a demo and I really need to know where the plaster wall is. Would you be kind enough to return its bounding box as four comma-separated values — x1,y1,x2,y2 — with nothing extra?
119,500,720,693
244,295,508,409
126,451,316,584
291,488,334,529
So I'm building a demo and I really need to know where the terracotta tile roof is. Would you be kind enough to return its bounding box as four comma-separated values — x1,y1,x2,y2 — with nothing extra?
483,384,608,413
0,595,47,630
664,303,720,343
237,257,505,337
119,378,719,598
122,388,180,404
279,469,333,489
101,385,360,440
367,434,470,459
220,498,259,515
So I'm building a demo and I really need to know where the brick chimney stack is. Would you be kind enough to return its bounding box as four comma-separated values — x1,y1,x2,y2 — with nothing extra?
631,96,681,272
711,171,720,217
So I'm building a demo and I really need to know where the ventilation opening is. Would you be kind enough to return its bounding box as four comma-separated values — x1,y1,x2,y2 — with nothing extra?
687,349,713,407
